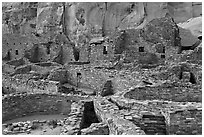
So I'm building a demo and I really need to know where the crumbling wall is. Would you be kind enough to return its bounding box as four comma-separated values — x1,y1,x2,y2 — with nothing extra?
47,68,69,84
93,97,145,135
62,45,75,63
81,123,109,135
2,93,79,122
79,45,89,62
112,15,180,66
61,101,84,135
169,109,202,135
65,65,111,92
37,44,51,62
110,96,202,135
180,45,202,65
89,42,115,65
2,74,60,94
2,63,16,74
124,84,201,102
2,34,29,61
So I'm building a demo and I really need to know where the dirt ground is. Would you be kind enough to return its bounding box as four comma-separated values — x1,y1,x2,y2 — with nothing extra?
3,114,67,135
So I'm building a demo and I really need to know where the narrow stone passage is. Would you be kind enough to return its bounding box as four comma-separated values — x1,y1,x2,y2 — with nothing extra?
80,101,100,129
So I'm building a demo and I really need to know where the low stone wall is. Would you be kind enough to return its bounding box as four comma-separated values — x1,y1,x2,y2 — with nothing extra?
93,96,145,135
61,101,84,135
169,109,202,135
110,96,202,135
65,65,111,92
3,74,60,94
2,93,83,123
124,84,202,102
2,63,16,74
81,122,109,135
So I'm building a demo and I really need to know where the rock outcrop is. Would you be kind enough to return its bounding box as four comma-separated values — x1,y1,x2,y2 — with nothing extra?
2,2,202,44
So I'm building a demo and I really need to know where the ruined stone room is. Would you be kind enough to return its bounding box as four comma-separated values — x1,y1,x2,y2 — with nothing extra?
2,2,202,135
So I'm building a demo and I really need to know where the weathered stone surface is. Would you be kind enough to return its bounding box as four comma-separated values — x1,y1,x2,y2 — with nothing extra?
141,15,181,47
180,44,202,64
81,122,109,135
170,109,202,135
47,68,68,83
36,2,63,41
178,27,198,47
100,80,114,97
167,2,201,23
94,97,145,135
178,16,202,37
2,93,83,122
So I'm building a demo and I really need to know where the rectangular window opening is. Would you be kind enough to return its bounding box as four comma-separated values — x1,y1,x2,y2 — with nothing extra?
15,50,19,55
161,54,165,58
103,46,108,54
139,47,144,52
162,47,165,53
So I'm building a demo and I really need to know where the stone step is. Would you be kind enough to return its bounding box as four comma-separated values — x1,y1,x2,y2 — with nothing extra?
143,124,166,130
143,120,165,125
144,127,166,132
145,131,166,135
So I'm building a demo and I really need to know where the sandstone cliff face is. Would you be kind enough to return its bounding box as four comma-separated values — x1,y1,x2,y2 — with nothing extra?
2,2,202,41
64,2,201,37
2,2,201,64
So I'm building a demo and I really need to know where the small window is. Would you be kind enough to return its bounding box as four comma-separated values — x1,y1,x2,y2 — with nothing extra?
162,47,165,53
77,72,81,77
139,47,144,52
15,50,19,55
14,43,15,45
103,46,108,54
161,54,165,58
77,72,82,79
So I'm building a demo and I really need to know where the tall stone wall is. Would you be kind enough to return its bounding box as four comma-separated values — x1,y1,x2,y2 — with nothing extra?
65,65,111,91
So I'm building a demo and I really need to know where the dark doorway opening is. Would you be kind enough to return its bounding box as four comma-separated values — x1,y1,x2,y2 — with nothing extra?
162,47,165,53
189,72,197,84
103,46,108,54
161,54,165,59
77,72,82,87
80,101,100,129
73,47,80,61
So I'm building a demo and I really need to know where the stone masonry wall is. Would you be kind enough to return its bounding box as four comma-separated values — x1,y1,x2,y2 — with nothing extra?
94,96,145,135
2,93,82,122
110,96,202,135
2,74,59,94
65,65,111,91
169,109,202,135
124,84,201,102
61,101,84,135
81,122,109,135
